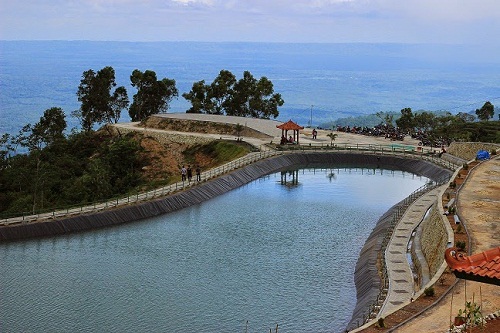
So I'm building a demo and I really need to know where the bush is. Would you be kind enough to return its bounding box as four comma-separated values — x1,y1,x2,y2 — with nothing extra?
456,240,466,251
492,149,497,155
462,163,469,170
424,286,435,297
377,317,385,328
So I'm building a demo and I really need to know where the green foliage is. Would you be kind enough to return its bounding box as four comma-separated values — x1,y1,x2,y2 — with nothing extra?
129,69,178,121
377,317,385,328
475,101,494,121
183,70,283,119
0,129,146,217
424,286,435,297
182,140,251,166
457,301,483,328
76,66,129,131
456,241,466,251
327,133,338,145
396,107,414,133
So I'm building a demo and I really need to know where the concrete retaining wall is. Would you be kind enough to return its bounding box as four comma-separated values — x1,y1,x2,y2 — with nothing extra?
419,204,448,278
447,142,499,161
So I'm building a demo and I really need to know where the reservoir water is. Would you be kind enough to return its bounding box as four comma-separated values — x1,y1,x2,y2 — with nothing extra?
0,167,428,333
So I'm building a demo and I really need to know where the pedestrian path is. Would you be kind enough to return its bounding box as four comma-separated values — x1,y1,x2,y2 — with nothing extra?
378,185,446,318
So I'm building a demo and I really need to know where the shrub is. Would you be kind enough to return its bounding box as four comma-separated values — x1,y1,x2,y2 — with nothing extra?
492,149,497,155
463,163,469,170
456,240,466,251
424,286,435,297
377,317,385,328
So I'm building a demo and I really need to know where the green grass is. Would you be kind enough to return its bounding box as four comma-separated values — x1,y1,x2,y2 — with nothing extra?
183,140,253,165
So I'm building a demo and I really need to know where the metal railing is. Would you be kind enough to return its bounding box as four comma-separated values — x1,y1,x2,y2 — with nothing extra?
0,143,459,226
355,174,451,328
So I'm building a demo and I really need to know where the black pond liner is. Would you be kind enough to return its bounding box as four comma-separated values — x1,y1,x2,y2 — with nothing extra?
0,152,452,331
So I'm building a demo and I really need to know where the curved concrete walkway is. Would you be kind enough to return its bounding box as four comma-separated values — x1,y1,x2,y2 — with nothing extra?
380,186,446,316
396,157,500,333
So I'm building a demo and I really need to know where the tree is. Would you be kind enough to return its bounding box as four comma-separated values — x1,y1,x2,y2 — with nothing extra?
33,107,67,147
225,71,283,119
183,70,283,118
76,66,129,131
414,111,437,132
129,69,178,122
456,112,475,123
248,76,284,119
13,108,68,213
475,101,494,121
375,111,394,129
327,132,338,145
208,69,237,115
182,80,211,114
395,108,414,134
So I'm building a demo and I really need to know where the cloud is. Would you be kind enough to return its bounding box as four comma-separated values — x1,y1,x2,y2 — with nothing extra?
172,0,214,5
1,0,499,43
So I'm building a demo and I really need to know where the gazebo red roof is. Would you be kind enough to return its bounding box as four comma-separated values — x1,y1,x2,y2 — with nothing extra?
445,246,500,286
276,119,304,131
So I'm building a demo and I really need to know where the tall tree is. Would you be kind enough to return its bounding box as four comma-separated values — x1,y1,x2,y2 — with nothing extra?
475,101,494,121
247,76,284,119
76,66,128,131
208,69,237,115
226,71,258,117
183,70,283,118
182,80,211,114
129,69,178,122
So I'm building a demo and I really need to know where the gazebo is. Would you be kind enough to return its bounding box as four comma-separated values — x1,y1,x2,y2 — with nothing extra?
277,119,304,144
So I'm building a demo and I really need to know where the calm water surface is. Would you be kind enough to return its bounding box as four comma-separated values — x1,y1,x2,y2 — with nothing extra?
0,168,428,333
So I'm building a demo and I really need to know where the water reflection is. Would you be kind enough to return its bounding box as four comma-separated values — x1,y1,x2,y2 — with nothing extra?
0,167,428,333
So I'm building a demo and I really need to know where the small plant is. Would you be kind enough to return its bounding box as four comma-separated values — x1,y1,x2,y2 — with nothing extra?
446,192,451,200
456,240,466,251
439,275,446,285
449,181,456,189
327,132,338,145
424,286,435,297
491,149,497,155
456,224,463,234
456,301,483,329
377,317,385,328
462,163,469,170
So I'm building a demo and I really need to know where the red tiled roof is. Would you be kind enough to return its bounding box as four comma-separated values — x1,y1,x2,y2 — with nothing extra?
276,119,304,130
445,247,500,286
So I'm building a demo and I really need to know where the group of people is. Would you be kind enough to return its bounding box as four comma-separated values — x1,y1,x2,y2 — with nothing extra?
280,135,296,145
181,165,201,183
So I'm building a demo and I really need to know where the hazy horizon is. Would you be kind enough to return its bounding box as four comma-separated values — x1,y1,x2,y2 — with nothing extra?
1,1,499,50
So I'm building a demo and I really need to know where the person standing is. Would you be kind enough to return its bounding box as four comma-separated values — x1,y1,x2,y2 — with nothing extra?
181,165,187,182
195,166,201,182
187,165,193,183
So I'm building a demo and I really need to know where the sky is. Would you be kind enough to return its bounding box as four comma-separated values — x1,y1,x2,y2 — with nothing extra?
1,0,500,46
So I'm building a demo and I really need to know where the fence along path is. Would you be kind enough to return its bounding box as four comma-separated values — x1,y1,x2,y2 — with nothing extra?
0,144,458,227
